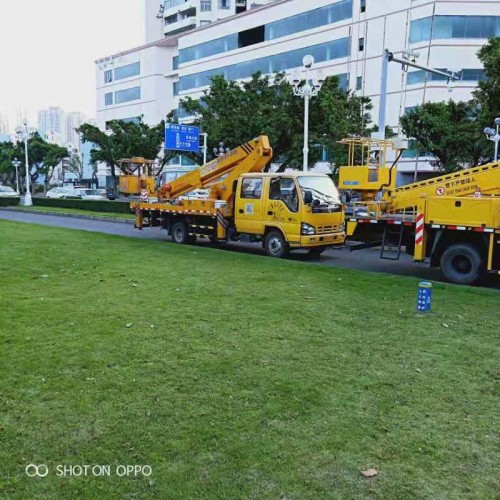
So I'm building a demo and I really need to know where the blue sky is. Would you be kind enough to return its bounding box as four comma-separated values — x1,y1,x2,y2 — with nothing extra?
0,0,144,130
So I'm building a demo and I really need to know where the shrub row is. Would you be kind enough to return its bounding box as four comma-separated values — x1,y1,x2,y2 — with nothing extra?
33,197,132,214
0,197,20,207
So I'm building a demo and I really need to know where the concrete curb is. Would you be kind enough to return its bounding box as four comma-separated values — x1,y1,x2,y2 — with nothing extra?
0,207,135,225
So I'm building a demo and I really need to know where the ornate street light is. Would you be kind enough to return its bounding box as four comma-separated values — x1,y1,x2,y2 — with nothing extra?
11,157,21,194
288,55,325,172
15,120,32,206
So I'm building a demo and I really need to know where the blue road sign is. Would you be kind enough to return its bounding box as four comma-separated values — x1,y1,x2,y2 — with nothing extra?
165,124,200,153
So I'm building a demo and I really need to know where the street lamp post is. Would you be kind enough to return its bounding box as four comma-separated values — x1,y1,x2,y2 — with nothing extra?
11,157,21,194
288,55,325,172
484,117,500,162
15,120,32,206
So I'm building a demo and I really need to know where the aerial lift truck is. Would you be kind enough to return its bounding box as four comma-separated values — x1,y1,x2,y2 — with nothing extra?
131,136,345,257
339,137,500,285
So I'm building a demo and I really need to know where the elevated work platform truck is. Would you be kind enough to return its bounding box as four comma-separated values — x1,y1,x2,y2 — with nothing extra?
132,136,345,257
339,137,500,285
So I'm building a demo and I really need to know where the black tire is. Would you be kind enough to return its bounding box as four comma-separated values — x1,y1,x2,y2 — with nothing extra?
171,221,189,244
440,243,483,285
264,230,289,258
307,246,327,259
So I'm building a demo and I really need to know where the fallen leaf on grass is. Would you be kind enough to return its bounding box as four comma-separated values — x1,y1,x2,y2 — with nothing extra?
303,296,314,300
126,323,133,328
361,468,378,478
442,323,450,328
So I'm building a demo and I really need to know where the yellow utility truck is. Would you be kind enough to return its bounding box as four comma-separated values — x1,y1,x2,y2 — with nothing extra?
339,137,500,284
132,136,345,257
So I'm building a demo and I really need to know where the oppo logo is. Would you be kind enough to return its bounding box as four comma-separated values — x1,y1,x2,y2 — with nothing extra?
25,464,49,477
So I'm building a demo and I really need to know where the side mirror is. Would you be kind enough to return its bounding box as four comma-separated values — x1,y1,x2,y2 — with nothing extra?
303,190,313,205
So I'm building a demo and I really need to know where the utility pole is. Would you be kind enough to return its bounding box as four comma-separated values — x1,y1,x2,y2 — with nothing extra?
377,49,460,140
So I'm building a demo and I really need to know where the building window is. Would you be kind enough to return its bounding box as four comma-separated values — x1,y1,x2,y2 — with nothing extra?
410,15,500,43
265,0,352,41
360,0,366,13
200,0,212,11
104,69,113,84
104,93,113,106
356,76,363,90
173,81,179,96
218,0,230,9
358,37,364,51
241,178,263,199
114,86,141,104
172,56,179,71
114,62,140,81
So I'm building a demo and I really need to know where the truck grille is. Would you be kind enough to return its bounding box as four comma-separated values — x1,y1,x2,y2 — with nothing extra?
317,225,336,234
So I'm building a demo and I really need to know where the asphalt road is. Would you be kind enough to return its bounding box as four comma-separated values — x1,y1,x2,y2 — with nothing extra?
1,209,499,290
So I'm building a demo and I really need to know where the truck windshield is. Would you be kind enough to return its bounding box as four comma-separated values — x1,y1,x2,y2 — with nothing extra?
298,176,341,206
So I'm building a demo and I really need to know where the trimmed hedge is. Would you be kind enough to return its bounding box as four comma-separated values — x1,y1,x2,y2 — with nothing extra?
0,197,20,207
33,197,132,214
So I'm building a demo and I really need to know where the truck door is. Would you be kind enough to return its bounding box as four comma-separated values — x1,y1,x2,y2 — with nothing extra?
235,177,264,234
265,177,301,243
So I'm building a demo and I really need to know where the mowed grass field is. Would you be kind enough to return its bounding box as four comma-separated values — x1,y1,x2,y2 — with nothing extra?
0,220,498,499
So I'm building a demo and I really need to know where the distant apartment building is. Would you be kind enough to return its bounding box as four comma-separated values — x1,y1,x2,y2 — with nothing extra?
0,114,9,135
96,0,500,181
38,107,65,145
37,107,90,151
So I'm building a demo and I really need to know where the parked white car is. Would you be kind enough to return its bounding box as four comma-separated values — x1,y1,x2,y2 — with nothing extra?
0,186,20,197
46,187,81,199
75,189,107,201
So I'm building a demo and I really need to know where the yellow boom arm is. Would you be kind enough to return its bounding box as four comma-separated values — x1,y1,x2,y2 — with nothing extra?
159,136,273,201
383,162,500,212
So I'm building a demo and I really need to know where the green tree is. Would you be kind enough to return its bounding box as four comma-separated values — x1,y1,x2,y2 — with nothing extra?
474,37,500,161
178,72,372,172
400,100,483,172
77,119,165,185
400,37,500,170
0,141,18,187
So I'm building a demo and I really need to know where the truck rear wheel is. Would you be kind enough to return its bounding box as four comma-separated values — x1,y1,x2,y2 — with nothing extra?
264,230,289,258
440,243,483,285
171,221,189,244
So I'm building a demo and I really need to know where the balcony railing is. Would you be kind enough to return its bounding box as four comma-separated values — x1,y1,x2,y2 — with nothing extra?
164,16,197,35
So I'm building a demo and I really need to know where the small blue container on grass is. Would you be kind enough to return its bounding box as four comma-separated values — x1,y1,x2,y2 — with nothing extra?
417,282,433,312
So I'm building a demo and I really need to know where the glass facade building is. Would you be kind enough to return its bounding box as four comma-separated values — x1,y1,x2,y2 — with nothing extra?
410,16,500,43
179,37,350,91
407,68,486,85
179,0,352,64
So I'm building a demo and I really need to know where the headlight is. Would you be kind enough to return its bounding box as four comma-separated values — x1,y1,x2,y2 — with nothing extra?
301,223,315,235
339,222,345,232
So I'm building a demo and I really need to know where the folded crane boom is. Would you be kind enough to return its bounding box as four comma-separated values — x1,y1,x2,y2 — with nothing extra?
159,136,272,201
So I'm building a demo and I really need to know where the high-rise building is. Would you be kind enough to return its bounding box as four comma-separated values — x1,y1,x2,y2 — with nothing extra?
97,0,499,182
0,114,9,135
37,107,90,150
38,107,66,145
65,112,85,150
146,0,279,42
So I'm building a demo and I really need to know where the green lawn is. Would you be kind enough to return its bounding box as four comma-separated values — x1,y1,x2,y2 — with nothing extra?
13,205,134,219
0,220,498,499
